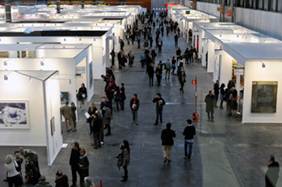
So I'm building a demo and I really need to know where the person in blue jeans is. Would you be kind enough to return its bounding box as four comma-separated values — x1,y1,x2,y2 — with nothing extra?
183,119,196,159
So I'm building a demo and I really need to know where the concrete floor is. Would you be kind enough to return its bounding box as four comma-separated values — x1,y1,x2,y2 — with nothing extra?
1,23,282,187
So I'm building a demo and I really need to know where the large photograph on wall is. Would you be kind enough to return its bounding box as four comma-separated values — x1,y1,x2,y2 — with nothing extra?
0,101,29,128
89,61,93,89
251,81,278,113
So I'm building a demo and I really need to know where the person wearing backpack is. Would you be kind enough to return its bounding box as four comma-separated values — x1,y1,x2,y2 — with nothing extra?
153,93,166,125
183,119,196,160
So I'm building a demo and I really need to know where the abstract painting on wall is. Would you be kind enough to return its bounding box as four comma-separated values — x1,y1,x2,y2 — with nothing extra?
0,101,29,129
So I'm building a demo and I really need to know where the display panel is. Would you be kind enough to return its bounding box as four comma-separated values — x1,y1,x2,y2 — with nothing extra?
0,100,29,129
251,81,278,113
60,92,69,104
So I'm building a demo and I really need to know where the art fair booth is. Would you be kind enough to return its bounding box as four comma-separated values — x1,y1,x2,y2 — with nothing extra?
168,5,217,42
203,30,281,85
192,22,257,60
222,43,282,124
0,29,112,79
0,44,93,105
0,70,63,165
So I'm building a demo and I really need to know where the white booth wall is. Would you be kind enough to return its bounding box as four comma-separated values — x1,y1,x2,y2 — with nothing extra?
218,51,233,85
45,78,63,165
0,35,107,80
0,58,79,104
0,72,46,146
243,60,282,124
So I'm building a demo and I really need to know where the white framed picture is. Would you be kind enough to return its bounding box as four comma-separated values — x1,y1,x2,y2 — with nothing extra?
0,100,30,129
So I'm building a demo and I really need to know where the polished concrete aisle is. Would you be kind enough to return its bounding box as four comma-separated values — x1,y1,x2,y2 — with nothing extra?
1,25,282,187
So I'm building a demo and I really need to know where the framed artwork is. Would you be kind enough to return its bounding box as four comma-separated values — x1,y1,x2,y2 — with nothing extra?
0,101,29,129
50,117,55,136
60,92,69,104
251,81,278,113
89,61,93,89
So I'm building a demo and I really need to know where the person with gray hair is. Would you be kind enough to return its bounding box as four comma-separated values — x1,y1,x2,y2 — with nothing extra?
4,154,23,187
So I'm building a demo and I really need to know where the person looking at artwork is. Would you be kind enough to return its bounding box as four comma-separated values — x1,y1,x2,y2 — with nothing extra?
77,83,87,108
60,102,74,132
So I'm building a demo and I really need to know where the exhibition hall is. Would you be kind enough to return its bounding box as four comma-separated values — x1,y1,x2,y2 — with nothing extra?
0,1,282,187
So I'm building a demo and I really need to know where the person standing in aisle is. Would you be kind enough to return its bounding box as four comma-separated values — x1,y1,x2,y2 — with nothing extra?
71,102,77,132
69,142,80,187
153,93,166,125
117,140,130,182
55,170,69,187
219,83,226,109
78,148,89,187
147,63,155,87
110,49,115,68
265,155,280,187
183,119,196,159
171,56,177,75
60,102,74,132
87,103,97,135
77,83,87,107
174,34,179,47
120,83,126,111
205,90,215,122
92,111,103,149
130,94,140,125
161,123,176,164
4,154,23,187
213,80,220,107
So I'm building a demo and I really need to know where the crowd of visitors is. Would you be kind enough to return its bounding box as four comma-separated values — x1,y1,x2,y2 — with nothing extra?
3,9,279,187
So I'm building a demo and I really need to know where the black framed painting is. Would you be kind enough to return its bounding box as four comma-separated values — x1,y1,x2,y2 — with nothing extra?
251,81,278,113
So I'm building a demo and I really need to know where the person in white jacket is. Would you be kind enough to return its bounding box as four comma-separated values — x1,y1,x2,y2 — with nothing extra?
4,154,22,187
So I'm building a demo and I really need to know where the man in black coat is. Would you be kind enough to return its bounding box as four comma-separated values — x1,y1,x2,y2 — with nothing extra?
69,142,80,187
161,123,176,164
153,93,166,125
205,90,215,121
183,119,196,159
265,155,280,187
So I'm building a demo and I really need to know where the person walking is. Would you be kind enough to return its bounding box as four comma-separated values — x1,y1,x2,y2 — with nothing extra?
110,49,115,68
4,154,23,187
114,86,122,111
161,123,176,164
120,83,126,111
164,58,171,80
60,102,74,132
130,94,140,125
177,63,186,93
153,93,166,125
103,106,112,136
78,148,89,187
77,83,87,107
69,142,80,187
117,140,130,182
183,119,196,159
155,63,162,87
205,90,215,122
71,102,77,131
265,155,280,187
